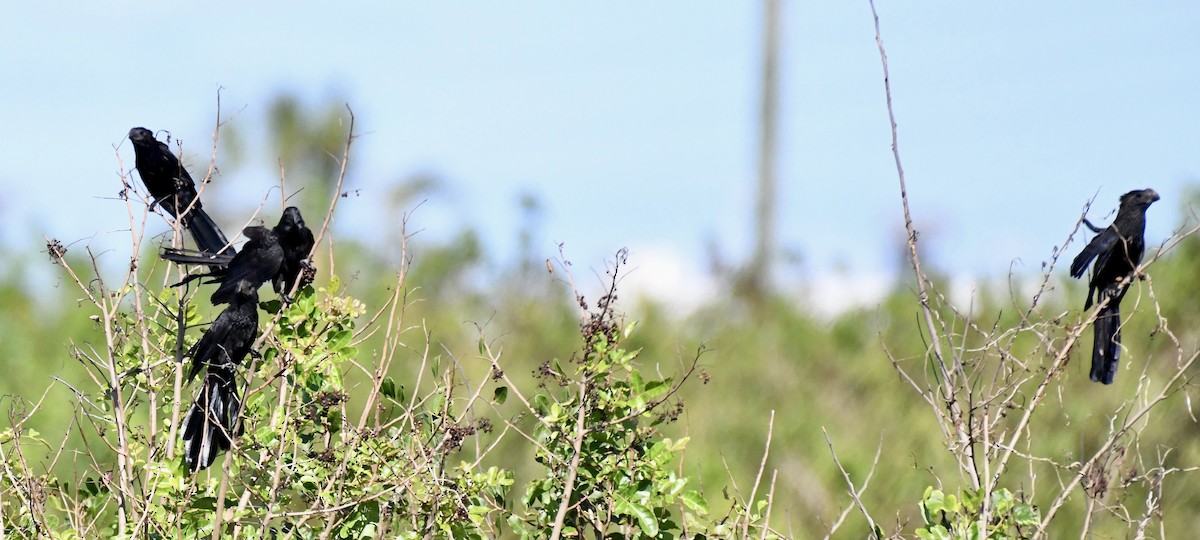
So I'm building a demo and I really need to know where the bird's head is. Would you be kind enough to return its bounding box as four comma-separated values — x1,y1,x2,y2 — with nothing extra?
1120,188,1160,209
280,206,306,230
128,127,155,145
233,281,260,303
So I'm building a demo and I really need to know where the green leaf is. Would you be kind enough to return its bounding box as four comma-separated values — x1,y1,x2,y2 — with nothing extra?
296,289,316,315
263,346,279,365
944,493,959,514
532,394,550,416
254,424,279,444
966,521,984,540
919,524,951,540
681,490,709,515
545,402,563,423
380,377,397,400
83,477,104,496
614,497,658,537
991,488,1014,514
961,487,984,513
426,394,445,415
642,379,671,400
630,369,644,393
1013,503,1040,526
327,329,351,352
261,298,282,314
922,488,947,521
492,386,508,405
662,475,687,497
506,515,528,537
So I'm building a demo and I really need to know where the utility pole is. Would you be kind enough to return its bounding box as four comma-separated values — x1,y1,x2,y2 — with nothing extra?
745,0,781,300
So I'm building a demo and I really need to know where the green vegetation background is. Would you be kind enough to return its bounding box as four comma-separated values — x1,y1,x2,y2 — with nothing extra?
5,105,1200,537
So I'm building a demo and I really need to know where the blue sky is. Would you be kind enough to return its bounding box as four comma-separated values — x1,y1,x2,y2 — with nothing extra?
2,3,1198,309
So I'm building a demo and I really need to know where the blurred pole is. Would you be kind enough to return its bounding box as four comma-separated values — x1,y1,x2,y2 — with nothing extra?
746,0,781,300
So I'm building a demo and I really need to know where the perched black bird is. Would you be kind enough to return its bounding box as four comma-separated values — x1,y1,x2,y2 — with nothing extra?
181,283,259,472
272,207,316,297
163,225,284,305
1070,188,1160,384
160,207,315,302
128,127,233,256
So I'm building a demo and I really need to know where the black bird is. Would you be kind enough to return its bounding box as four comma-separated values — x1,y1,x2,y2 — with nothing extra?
163,225,284,305
271,207,316,297
1070,188,1160,384
181,283,259,472
161,207,315,302
128,127,233,256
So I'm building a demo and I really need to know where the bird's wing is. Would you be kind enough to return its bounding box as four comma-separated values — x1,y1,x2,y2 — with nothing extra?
1070,227,1119,278
188,315,235,381
224,251,276,287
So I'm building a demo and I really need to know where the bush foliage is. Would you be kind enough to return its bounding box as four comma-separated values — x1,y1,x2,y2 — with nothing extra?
4,213,781,538
5,122,1200,538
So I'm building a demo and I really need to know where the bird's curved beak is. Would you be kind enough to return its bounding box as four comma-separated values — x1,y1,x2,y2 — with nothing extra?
1148,189,1161,202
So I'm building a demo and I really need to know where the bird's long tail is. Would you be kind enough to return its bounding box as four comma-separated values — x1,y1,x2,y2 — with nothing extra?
161,247,235,266
182,208,235,259
1090,303,1122,384
182,369,242,472
160,246,234,288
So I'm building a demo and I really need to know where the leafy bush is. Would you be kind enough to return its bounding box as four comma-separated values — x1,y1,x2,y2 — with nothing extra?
917,486,1039,540
2,208,779,539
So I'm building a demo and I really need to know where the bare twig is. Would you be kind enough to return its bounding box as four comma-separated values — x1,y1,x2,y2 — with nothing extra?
743,410,775,539
823,427,879,538
868,0,979,490
825,440,883,539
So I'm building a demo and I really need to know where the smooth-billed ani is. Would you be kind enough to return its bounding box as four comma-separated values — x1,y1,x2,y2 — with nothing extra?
273,206,316,297
1070,188,1160,384
164,225,284,305
181,283,259,472
128,127,233,256
161,207,315,302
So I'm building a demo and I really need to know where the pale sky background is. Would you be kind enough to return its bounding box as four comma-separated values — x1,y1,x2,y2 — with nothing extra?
2,3,1198,313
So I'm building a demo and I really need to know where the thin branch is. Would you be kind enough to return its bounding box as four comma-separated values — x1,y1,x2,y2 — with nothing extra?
743,410,775,539
823,427,879,538
869,0,978,489
549,379,591,540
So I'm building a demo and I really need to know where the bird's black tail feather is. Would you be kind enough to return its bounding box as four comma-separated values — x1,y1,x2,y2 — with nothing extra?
1090,304,1122,384
182,370,242,472
161,246,233,287
182,208,234,258
161,247,235,267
